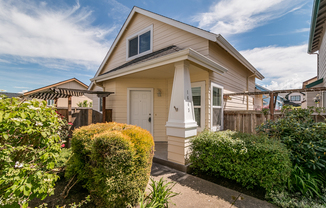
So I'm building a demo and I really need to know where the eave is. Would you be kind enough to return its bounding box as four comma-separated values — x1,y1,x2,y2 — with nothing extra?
90,48,228,83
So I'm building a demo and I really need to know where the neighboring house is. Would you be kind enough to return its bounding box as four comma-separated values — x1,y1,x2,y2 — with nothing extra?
302,76,323,107
279,92,306,108
308,0,326,107
0,92,22,98
89,7,264,165
23,78,92,108
255,84,283,110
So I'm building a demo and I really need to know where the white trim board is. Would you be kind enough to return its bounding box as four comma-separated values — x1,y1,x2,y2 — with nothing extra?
211,82,224,131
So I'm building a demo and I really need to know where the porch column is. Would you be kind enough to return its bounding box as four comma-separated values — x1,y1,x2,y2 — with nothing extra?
166,60,197,165
102,96,106,123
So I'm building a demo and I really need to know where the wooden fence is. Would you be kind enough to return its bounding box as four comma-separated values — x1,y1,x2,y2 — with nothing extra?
224,110,326,134
57,107,112,130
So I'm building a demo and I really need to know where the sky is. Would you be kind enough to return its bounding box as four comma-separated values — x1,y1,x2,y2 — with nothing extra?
0,0,317,93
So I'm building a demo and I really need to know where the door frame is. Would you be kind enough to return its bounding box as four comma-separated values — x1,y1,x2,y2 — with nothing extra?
127,88,154,135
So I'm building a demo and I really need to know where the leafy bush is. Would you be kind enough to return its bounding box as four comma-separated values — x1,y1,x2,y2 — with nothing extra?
0,96,68,207
54,148,72,169
76,100,92,108
189,130,292,191
65,122,154,207
267,189,326,208
257,106,326,171
287,164,325,198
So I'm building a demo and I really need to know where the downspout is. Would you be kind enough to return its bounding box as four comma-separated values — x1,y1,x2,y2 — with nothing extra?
247,74,256,110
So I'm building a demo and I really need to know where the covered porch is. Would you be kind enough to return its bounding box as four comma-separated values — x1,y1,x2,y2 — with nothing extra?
91,48,227,167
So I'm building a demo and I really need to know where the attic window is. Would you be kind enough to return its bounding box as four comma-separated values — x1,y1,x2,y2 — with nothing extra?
126,25,153,60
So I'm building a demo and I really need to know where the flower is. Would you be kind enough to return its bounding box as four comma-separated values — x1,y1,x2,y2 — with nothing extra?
14,161,23,168
68,122,73,125
28,105,40,110
61,144,65,148
11,118,26,122
35,122,43,126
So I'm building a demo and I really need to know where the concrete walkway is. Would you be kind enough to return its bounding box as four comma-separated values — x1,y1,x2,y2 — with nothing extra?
149,163,277,208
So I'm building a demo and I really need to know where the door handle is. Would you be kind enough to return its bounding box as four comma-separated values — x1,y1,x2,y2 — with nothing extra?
148,117,151,122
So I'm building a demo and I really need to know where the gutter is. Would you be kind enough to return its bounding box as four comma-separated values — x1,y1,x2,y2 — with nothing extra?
308,0,320,54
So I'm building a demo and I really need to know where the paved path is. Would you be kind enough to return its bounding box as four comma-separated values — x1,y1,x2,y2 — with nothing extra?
149,163,277,208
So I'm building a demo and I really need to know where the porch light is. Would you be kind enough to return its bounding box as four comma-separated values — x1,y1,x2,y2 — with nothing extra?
157,89,162,97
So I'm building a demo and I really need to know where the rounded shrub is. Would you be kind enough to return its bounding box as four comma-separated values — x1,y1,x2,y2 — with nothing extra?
189,130,292,192
65,122,154,207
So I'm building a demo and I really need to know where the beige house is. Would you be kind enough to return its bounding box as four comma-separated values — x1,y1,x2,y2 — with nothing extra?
308,0,326,107
24,78,92,108
89,7,264,165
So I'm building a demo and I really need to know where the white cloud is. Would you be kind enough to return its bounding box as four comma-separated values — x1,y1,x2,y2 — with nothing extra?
0,0,114,70
18,90,28,94
240,44,317,90
0,59,10,63
194,0,306,36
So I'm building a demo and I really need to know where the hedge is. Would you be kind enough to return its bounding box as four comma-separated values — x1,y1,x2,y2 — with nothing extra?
65,122,154,207
189,130,292,191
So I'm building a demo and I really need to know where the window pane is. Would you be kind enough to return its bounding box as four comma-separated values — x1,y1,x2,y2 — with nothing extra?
213,108,221,126
139,31,150,53
194,108,201,127
213,87,222,106
192,87,201,106
129,36,138,57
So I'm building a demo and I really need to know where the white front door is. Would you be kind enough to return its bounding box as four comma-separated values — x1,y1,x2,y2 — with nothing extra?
129,90,152,133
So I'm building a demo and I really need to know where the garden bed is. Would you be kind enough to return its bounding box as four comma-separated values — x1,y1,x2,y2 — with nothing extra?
190,169,267,201
29,172,95,208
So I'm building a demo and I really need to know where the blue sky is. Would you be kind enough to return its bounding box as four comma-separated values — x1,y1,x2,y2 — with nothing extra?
0,0,317,93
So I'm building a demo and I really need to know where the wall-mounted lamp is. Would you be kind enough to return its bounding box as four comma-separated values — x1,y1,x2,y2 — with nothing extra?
157,89,162,97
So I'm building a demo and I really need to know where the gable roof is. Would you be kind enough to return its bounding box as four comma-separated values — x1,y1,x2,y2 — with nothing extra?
100,45,181,76
89,6,264,90
308,0,326,53
0,92,23,98
24,78,88,97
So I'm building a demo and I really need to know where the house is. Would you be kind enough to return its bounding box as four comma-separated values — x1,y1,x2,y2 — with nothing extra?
301,76,323,108
23,78,93,108
307,0,326,107
0,92,22,98
279,92,306,108
89,7,264,166
255,84,284,110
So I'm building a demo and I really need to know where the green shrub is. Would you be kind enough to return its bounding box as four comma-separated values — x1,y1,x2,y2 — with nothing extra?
189,130,292,191
65,122,154,207
0,96,67,207
257,106,326,171
286,164,325,198
54,148,72,169
267,189,326,208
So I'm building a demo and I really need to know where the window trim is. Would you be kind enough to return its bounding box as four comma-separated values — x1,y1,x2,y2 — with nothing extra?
191,81,205,132
126,25,153,61
98,97,103,113
211,82,223,131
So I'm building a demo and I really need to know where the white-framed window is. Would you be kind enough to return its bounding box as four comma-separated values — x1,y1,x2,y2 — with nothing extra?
126,25,153,60
99,97,103,113
290,95,301,101
47,99,54,106
191,81,205,132
211,83,223,131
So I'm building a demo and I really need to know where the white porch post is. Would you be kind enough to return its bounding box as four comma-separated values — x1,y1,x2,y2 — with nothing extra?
166,60,197,165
